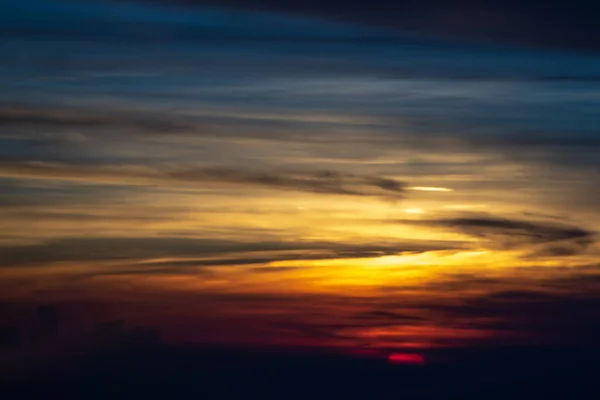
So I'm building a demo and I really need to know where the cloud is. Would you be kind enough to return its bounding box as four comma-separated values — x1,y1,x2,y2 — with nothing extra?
400,214,596,255
433,216,593,244
162,0,600,52
0,236,456,268
353,310,423,322
247,266,307,274
428,289,600,346
8,0,598,53
368,264,600,347
167,167,407,198
0,161,407,200
0,103,194,134
0,0,395,42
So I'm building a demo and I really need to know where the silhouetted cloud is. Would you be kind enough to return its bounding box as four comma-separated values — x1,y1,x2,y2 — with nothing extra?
353,310,423,321
400,215,596,255
428,290,600,346
0,236,457,268
436,216,593,244
365,264,600,347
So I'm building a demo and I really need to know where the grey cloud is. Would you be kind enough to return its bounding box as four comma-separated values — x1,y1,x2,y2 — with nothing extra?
0,103,296,142
82,267,216,278
423,125,600,151
0,236,458,268
0,103,194,133
167,166,407,198
400,214,596,255
0,237,314,268
0,161,407,200
5,103,600,153
142,248,398,268
434,216,593,243
0,103,366,145
0,209,161,223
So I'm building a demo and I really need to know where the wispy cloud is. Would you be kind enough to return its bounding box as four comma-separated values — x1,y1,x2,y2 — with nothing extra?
0,103,194,134
398,214,596,256
0,236,457,268
0,161,407,200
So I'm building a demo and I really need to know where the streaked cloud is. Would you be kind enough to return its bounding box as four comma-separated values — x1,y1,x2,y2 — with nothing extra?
400,215,596,256
0,235,459,269
0,161,407,200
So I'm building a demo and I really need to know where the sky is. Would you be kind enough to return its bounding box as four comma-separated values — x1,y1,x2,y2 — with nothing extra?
0,0,599,355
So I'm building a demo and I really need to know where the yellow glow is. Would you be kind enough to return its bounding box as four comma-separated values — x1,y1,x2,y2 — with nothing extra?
404,208,425,214
408,186,453,192
1,142,597,351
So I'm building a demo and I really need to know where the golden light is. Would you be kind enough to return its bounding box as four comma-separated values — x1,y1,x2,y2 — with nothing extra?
408,186,453,192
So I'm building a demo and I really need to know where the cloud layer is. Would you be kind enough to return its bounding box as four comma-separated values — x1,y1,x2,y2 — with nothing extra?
0,161,407,200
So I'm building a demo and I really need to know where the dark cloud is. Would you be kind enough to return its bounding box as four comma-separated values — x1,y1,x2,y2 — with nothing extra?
5,0,600,51
0,236,457,268
483,290,565,302
371,266,600,347
273,321,355,342
247,266,307,274
0,210,161,223
271,311,426,344
434,216,593,244
353,310,423,322
0,0,397,43
382,264,600,297
83,267,215,277
0,103,194,133
151,0,600,52
168,167,407,198
0,103,318,145
469,131,600,150
431,291,600,346
5,103,600,153
0,161,408,200
96,252,385,272
400,215,596,255
390,121,600,154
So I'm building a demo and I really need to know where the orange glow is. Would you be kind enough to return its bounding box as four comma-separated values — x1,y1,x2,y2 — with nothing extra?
387,353,426,366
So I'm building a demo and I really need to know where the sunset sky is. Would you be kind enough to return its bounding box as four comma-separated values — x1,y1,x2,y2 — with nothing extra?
1,0,599,354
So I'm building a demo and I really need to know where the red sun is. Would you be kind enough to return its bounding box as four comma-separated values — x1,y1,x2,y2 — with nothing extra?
387,353,426,366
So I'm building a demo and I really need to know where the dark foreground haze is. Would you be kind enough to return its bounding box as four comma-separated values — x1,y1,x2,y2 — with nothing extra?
3,345,600,399
2,310,599,399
